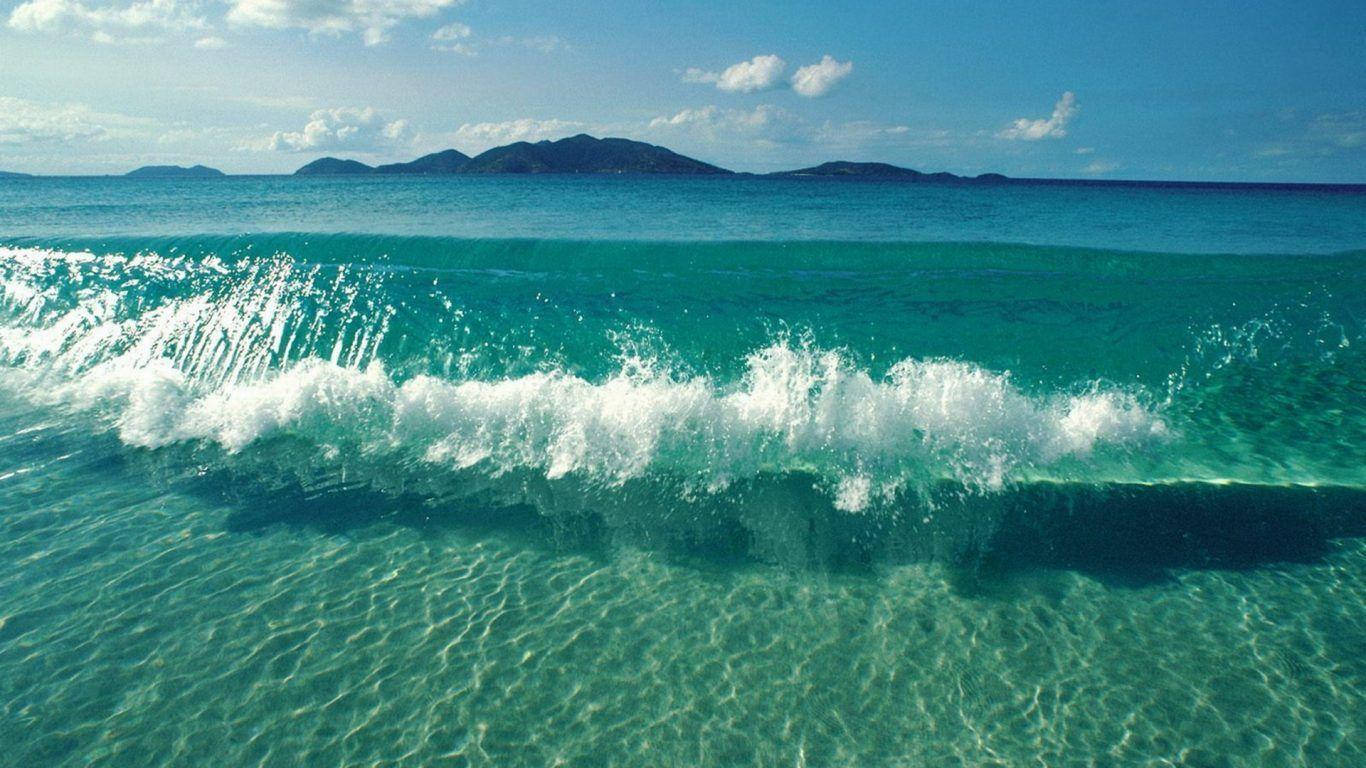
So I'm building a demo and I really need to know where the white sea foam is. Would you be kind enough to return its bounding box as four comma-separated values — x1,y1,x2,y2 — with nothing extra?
15,347,1165,510
0,245,1169,510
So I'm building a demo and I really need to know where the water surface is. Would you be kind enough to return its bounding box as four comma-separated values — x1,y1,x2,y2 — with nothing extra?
1,176,1363,765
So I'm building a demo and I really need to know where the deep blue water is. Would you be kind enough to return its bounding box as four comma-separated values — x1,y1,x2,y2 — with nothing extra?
4,174,1366,252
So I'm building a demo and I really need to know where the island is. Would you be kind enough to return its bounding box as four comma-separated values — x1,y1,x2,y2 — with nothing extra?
294,157,379,176
461,135,730,174
293,135,731,176
289,135,1016,181
766,161,1006,183
0,170,33,178
125,164,225,179
374,149,472,174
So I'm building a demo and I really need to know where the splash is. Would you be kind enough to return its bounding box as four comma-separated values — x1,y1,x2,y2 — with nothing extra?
0,244,1170,511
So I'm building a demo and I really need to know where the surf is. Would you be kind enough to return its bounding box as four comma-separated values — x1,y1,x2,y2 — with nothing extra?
0,236,1361,533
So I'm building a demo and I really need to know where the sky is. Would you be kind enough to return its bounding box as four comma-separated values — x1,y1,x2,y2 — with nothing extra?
1,0,1364,181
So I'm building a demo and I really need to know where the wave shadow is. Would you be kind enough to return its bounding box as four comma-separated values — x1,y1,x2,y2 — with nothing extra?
169,448,1366,589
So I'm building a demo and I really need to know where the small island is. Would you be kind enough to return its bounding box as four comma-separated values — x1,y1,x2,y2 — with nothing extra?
0,170,32,178
124,164,225,179
294,157,377,176
766,161,1005,183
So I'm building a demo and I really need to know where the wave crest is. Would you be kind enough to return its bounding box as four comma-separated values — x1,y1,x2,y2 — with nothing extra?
0,242,1175,511
27,344,1164,511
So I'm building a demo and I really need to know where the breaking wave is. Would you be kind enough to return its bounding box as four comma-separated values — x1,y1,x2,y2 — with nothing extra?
0,236,1360,540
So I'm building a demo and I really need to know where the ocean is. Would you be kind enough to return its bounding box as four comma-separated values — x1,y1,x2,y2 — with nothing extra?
1,175,1363,766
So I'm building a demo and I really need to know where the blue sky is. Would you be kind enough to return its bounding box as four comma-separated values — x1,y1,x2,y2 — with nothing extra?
1,0,1363,180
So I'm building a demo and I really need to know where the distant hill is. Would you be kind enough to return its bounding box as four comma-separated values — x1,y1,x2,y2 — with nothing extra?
0,170,32,178
125,164,224,178
462,135,731,174
288,140,1027,182
293,135,731,176
294,157,375,175
767,161,1008,183
374,149,471,174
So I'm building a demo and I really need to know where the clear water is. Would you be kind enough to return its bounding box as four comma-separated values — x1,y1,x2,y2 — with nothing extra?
1,176,1364,766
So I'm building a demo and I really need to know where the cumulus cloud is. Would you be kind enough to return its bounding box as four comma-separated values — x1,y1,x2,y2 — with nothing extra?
257,107,412,152
430,22,566,56
998,91,1077,140
684,54,853,97
7,0,206,41
430,20,472,53
648,103,940,162
813,120,916,147
789,55,853,97
680,68,717,85
447,118,586,149
193,34,225,48
226,0,460,46
0,95,156,144
683,54,787,93
649,104,806,144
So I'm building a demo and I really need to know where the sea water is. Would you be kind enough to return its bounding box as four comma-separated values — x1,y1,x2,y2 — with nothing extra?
0,175,1363,766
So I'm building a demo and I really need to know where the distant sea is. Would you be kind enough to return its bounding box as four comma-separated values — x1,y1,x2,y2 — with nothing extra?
1,174,1363,766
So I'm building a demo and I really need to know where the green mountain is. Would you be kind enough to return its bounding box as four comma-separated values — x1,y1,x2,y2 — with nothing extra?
767,161,1008,182
288,140,1013,181
460,135,731,174
294,158,375,175
294,136,732,176
125,164,225,179
374,149,472,174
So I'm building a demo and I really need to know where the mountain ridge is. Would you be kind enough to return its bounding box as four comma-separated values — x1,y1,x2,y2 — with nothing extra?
288,135,1005,181
125,164,225,179
764,161,1006,183
293,135,731,176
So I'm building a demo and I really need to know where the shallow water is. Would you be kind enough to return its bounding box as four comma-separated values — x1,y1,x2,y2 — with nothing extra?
1,177,1364,766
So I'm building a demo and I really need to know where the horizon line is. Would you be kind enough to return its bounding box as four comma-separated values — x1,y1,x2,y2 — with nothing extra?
4,134,1365,188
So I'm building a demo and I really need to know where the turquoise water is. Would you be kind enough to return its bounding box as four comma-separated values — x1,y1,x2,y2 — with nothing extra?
1,177,1364,766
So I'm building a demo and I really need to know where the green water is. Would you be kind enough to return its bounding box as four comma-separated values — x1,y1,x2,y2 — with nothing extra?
1,178,1364,766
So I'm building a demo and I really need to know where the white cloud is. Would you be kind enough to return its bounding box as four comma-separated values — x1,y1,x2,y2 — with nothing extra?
430,20,472,53
716,54,786,93
193,34,225,48
680,68,718,85
432,20,469,39
649,104,805,144
502,34,567,53
998,91,1077,140
1251,111,1366,160
226,0,460,46
7,0,207,41
789,55,853,97
431,22,566,56
256,107,412,152
813,120,916,147
1310,111,1366,149
648,103,944,163
0,96,157,144
1082,159,1120,174
683,55,787,93
447,118,585,150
